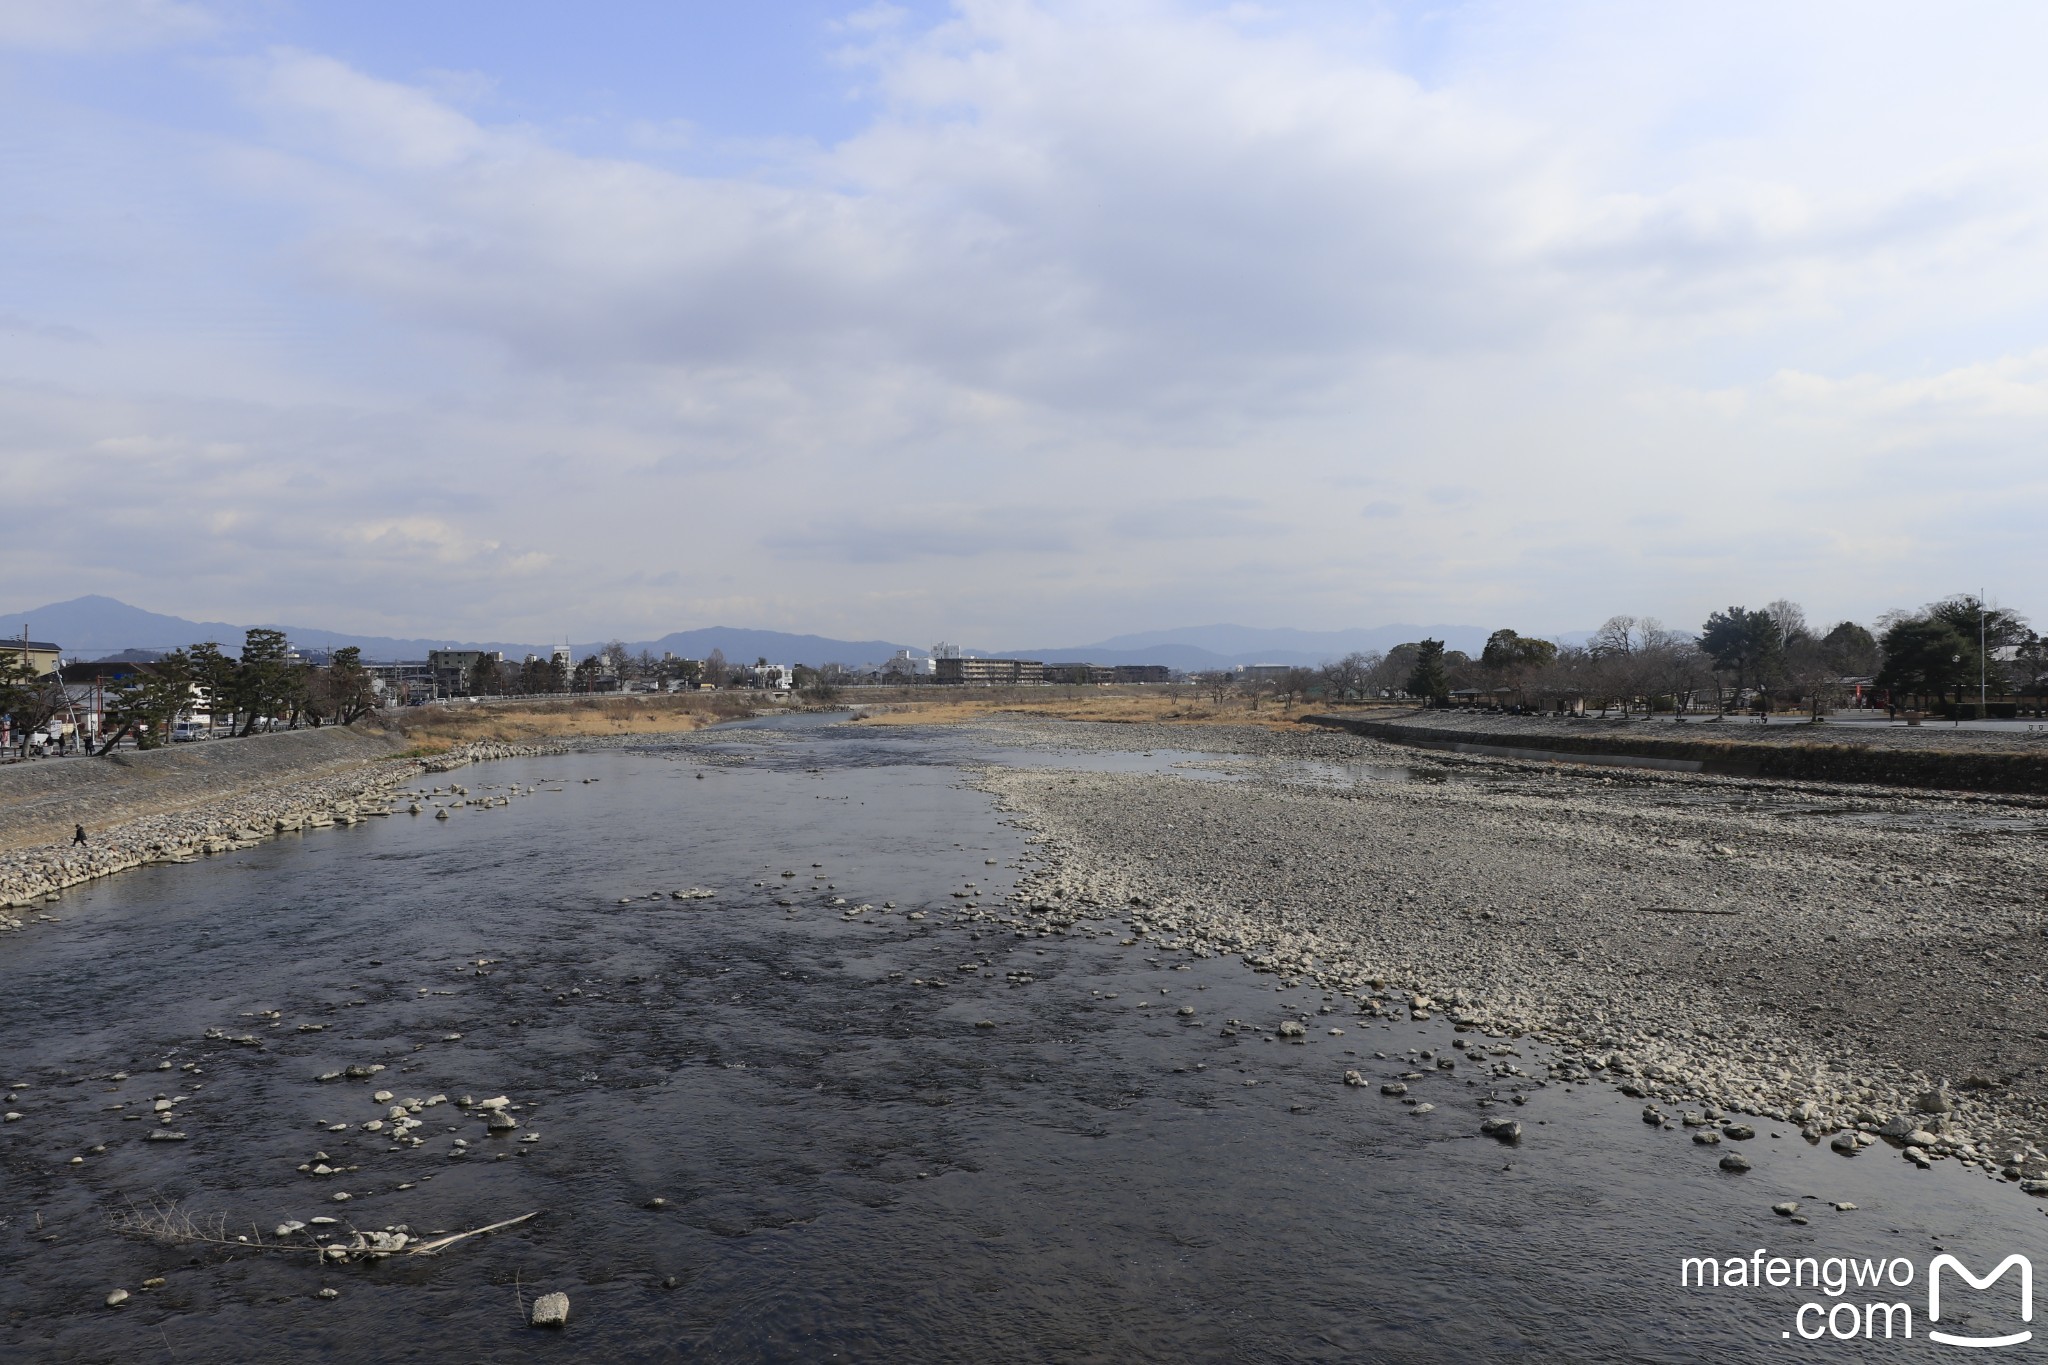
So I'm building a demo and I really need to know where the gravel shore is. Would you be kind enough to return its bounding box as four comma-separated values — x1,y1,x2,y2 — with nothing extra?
968,715,2048,1184
1350,705,2048,754
0,741,557,916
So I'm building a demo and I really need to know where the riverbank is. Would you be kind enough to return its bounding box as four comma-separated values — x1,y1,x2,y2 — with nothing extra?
379,693,765,751
968,715,2048,1185
1311,708,2048,794
0,737,558,913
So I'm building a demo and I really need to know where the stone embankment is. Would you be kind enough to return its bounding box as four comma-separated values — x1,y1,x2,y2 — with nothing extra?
0,735,559,916
967,715,2048,1188
1310,709,2048,793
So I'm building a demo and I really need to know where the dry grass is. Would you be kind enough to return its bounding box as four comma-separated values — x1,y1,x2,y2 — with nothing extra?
378,693,766,751
848,688,1372,731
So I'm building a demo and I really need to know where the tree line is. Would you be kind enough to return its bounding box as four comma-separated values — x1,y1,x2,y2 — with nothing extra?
92,630,381,750
1248,594,2044,716
0,629,383,754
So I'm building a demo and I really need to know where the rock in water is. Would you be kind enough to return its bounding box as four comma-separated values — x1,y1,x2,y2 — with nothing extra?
1276,1020,1307,1040
105,1289,130,1308
531,1291,571,1328
1719,1153,1752,1173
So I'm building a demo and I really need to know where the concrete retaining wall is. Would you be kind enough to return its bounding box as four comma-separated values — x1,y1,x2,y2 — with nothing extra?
1305,715,2048,795
0,727,412,852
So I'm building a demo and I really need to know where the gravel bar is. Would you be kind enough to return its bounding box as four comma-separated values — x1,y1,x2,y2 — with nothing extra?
967,714,2048,1186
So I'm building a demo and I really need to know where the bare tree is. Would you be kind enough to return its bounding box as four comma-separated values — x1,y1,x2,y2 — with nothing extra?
1319,650,1382,701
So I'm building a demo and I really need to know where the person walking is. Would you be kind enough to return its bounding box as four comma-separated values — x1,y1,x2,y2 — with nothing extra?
72,823,87,846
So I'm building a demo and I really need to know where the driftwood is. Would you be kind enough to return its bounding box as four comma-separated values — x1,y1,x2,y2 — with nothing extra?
111,1194,539,1262
1638,905,1742,915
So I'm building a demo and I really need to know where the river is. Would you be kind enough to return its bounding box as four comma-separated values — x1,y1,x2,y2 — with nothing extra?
2,714,2042,1361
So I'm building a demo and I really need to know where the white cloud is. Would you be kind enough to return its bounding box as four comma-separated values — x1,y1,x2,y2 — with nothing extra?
7,1,2048,643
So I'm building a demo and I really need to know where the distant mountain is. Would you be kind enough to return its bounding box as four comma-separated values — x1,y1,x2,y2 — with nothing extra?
0,596,916,668
0,595,1563,673
635,628,912,669
0,596,555,661
1008,622,1497,669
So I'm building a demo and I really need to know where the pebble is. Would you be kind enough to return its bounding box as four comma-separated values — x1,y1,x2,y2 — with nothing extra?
970,716,2048,1178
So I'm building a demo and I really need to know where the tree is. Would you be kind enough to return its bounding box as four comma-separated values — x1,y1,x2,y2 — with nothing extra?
1699,607,1782,708
1480,630,1556,701
1819,621,1880,676
187,641,239,734
1926,595,2029,699
1764,598,1810,648
233,628,293,735
306,646,378,725
1406,639,1449,705
0,650,66,751
468,653,502,697
100,651,194,752
572,655,603,692
703,649,730,688
1876,617,1971,706
1376,643,1421,697
1277,667,1319,703
1782,635,1844,720
2013,633,2048,702
1319,650,1381,701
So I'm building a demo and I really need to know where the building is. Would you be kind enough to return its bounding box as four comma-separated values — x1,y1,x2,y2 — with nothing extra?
1041,662,1174,685
935,657,1045,686
881,649,935,679
0,639,61,677
758,664,794,691
1238,664,1294,682
427,649,503,696
367,661,435,704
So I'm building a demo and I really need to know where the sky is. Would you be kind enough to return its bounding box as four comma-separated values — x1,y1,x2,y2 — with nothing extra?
2,0,2045,647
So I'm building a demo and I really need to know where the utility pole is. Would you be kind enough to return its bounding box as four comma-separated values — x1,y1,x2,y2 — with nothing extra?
1981,587,1989,713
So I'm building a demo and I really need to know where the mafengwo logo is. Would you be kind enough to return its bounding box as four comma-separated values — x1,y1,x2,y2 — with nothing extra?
1680,1249,2032,1345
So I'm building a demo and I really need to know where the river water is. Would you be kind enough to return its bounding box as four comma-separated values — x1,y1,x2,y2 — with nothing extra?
3,715,2045,1362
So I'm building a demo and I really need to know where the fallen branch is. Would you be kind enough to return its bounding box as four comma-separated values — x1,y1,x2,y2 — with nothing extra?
111,1194,539,1262
408,1211,540,1256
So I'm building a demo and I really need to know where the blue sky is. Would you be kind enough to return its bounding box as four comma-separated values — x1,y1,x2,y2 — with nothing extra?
3,1,2045,645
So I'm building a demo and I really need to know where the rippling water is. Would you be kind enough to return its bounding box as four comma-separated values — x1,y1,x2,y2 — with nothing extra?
3,715,2044,1362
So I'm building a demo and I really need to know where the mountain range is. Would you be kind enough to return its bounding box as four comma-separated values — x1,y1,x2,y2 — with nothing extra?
2,595,1504,671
